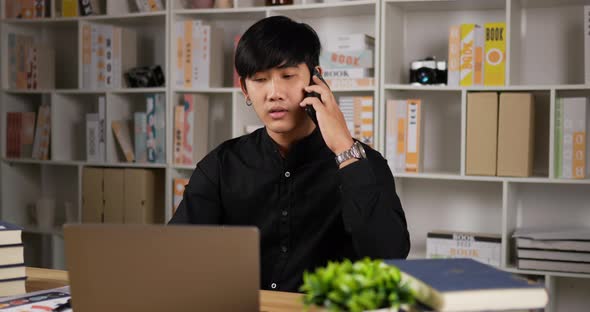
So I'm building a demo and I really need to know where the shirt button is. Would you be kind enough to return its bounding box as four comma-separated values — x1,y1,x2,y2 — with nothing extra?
282,210,288,217
284,171,291,178
271,283,277,289
281,246,288,253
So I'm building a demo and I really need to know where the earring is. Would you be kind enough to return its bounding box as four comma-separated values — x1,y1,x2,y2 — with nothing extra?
246,98,252,106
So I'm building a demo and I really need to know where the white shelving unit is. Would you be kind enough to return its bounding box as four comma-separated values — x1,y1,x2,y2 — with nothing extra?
1,0,590,310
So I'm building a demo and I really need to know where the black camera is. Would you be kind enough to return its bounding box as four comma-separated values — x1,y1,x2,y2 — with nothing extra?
125,65,165,88
409,57,447,85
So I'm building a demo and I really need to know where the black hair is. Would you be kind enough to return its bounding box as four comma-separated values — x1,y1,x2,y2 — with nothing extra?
235,16,321,80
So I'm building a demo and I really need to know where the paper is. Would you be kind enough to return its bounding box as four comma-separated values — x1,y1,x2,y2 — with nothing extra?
0,287,70,311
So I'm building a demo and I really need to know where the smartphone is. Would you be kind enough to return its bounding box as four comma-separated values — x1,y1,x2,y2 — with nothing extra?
304,68,329,126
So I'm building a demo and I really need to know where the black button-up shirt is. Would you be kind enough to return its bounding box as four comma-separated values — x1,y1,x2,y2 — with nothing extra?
169,127,410,292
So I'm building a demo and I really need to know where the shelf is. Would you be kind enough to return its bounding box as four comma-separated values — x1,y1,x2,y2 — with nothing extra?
2,89,54,94
393,171,590,184
174,87,239,93
83,162,167,168
384,0,506,11
109,88,167,94
384,84,590,92
269,0,377,19
3,158,80,167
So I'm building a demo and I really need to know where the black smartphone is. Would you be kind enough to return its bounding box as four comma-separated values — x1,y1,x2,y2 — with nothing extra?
304,68,329,126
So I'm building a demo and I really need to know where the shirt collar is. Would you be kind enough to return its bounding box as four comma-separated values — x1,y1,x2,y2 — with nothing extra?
261,126,332,168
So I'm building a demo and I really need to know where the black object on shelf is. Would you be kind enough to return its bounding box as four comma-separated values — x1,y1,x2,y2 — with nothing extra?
125,65,166,88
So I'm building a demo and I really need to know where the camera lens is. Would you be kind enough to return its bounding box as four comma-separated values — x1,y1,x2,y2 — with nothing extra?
416,67,435,84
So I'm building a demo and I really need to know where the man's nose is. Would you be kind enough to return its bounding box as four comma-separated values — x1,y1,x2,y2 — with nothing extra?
268,77,285,101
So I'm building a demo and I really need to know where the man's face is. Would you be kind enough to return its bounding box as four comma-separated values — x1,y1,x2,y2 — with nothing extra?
242,63,312,135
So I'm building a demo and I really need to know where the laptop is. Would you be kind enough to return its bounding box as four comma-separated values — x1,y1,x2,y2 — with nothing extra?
64,224,260,312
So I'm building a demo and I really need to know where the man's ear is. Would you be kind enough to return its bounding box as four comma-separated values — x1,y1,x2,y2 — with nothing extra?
239,77,248,98
314,66,323,76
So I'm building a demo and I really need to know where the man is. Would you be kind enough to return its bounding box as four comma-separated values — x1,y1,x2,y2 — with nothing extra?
169,15,410,292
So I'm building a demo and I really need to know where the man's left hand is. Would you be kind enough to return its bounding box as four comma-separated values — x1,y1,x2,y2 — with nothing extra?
300,75,354,156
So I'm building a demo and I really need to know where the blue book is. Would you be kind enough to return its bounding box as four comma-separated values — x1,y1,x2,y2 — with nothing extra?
0,221,22,246
386,258,548,311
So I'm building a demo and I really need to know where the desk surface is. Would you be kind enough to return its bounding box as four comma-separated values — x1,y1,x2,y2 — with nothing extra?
25,267,313,312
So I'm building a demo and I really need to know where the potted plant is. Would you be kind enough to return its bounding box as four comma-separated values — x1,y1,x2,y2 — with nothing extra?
300,258,416,312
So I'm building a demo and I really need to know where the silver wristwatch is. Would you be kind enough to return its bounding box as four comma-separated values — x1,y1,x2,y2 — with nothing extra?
335,141,367,166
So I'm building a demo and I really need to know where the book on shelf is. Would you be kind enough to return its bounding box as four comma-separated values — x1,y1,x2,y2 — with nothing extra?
82,24,138,89
135,0,165,12
7,33,55,90
0,245,24,267
514,226,590,251
173,178,189,214
386,258,548,312
82,167,104,223
174,105,184,164
585,6,590,85
517,259,590,274
175,20,225,88
31,101,51,160
325,33,374,52
320,50,374,69
177,94,210,165
466,92,499,176
459,24,484,87
4,0,51,19
61,0,78,17
484,22,506,86
145,94,166,163
447,25,461,87
385,99,407,173
555,97,587,179
385,98,424,173
82,168,163,224
339,96,373,147
112,120,135,162
86,113,100,161
79,0,104,16
426,230,502,267
134,112,148,163
405,99,423,173
496,93,535,177
517,248,590,263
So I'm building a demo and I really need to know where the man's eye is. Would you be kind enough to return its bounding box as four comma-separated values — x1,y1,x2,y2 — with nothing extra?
253,78,266,82
283,74,295,79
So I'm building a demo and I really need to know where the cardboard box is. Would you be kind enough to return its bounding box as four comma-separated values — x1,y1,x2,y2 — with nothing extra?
497,93,535,177
124,169,164,224
82,167,103,223
466,92,499,176
103,168,125,223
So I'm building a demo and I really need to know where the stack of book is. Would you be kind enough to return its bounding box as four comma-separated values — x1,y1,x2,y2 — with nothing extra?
7,33,55,90
320,34,374,89
385,99,423,173
6,101,51,160
339,96,374,147
81,24,137,89
554,97,587,179
175,20,224,88
514,226,590,274
447,23,506,87
426,230,502,267
0,221,26,297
